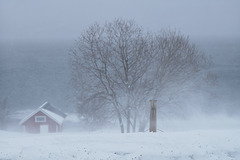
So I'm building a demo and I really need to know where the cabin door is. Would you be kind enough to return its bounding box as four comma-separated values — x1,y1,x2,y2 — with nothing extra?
40,125,48,133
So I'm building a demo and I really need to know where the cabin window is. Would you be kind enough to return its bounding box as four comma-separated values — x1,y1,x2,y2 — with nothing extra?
35,116,46,122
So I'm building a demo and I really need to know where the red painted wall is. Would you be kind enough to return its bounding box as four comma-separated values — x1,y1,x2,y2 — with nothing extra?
22,111,62,133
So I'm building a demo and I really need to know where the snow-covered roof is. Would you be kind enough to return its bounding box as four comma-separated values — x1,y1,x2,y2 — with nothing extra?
19,102,67,126
41,108,65,125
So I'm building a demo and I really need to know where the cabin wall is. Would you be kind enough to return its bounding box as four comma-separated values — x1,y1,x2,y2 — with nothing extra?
22,111,61,133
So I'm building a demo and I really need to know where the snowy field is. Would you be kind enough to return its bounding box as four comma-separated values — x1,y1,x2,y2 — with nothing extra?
0,127,240,160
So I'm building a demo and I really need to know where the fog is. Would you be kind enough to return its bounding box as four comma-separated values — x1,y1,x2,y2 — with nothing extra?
1,0,240,41
1,2,240,160
0,0,240,132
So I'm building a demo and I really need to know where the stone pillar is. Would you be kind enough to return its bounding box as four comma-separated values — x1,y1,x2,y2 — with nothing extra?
149,100,157,132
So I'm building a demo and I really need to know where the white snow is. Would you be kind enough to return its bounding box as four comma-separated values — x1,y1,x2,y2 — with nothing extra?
41,108,65,125
0,128,239,160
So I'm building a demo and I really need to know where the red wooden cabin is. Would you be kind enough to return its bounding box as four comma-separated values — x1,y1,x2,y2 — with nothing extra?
19,102,67,134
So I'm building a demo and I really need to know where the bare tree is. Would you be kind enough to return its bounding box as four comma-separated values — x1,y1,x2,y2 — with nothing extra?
70,19,154,133
133,31,214,131
69,19,214,133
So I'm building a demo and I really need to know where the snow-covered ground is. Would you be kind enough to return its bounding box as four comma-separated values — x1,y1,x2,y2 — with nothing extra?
0,127,239,160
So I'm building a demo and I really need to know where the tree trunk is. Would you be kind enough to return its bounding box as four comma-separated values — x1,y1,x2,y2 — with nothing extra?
116,109,124,133
132,110,137,132
127,107,131,133
126,91,131,133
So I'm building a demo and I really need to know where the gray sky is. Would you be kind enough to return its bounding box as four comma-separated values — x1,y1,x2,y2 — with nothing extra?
1,0,240,41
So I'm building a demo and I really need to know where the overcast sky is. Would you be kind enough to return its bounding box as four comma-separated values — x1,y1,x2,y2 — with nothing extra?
0,0,240,41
